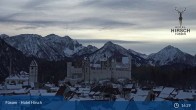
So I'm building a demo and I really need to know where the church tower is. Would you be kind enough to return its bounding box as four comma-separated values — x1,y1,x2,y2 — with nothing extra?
29,60,38,89
82,57,90,83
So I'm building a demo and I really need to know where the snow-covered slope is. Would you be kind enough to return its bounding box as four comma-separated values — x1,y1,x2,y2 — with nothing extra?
127,49,148,59
0,34,84,60
89,41,148,65
148,45,195,66
1,34,195,66
89,41,129,63
74,45,98,56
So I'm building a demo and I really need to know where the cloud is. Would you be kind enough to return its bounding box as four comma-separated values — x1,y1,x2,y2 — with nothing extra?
0,0,196,30
77,39,146,44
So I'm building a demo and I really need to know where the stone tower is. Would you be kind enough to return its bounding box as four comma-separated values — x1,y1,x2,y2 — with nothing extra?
82,57,90,83
29,60,38,88
111,58,116,70
67,62,72,78
111,58,116,79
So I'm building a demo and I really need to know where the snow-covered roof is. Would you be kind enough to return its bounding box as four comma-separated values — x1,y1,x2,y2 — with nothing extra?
14,89,27,94
0,90,14,94
175,90,193,99
76,87,90,94
124,84,133,89
6,75,29,80
153,86,163,92
95,91,101,95
89,91,95,95
136,89,149,96
132,89,149,101
50,87,59,91
6,84,22,90
160,87,175,94
45,83,55,88
22,81,29,86
112,84,120,88
159,87,175,98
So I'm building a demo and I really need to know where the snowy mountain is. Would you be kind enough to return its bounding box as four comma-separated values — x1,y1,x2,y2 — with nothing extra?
73,45,98,56
1,34,195,66
89,41,129,63
148,45,195,66
127,49,148,59
89,41,148,65
0,34,84,61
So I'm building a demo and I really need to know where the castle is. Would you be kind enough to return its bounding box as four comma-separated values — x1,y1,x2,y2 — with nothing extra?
65,56,132,84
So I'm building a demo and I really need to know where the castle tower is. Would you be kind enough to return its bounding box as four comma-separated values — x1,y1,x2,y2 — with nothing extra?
82,57,90,83
111,58,116,80
100,55,108,70
67,62,72,78
29,60,38,89
111,58,116,71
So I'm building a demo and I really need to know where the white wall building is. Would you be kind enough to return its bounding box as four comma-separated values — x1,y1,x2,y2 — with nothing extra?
65,56,132,84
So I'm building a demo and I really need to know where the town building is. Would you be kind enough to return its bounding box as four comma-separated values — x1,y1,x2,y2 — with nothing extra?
4,60,39,89
65,56,132,84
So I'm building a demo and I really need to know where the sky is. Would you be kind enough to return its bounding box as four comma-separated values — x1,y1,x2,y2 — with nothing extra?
0,0,196,55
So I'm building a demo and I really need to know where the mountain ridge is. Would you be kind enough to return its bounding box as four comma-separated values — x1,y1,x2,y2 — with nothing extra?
0,34,195,66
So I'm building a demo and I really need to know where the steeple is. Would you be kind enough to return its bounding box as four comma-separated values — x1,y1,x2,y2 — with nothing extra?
29,60,38,89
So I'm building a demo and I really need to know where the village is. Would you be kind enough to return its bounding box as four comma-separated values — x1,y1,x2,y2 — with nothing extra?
0,57,195,110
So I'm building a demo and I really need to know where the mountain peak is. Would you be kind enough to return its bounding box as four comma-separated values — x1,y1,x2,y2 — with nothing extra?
164,45,176,50
161,45,182,54
148,45,195,66
104,41,114,46
45,34,60,37
0,34,9,39
14,34,42,38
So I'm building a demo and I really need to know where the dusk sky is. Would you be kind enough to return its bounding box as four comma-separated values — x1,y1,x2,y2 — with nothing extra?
0,0,196,55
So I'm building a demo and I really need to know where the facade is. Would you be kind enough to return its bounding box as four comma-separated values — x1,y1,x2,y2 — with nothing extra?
66,56,132,84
